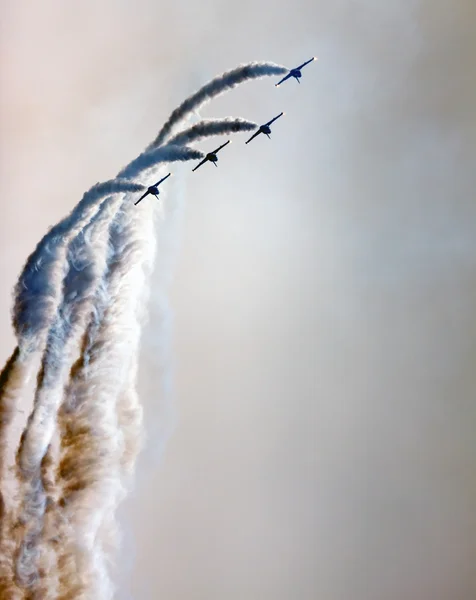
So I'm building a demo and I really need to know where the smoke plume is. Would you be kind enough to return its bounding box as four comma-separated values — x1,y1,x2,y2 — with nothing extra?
0,60,280,598
166,117,257,147
151,61,287,147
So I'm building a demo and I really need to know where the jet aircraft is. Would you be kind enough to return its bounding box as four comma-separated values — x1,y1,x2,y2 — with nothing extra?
275,57,317,86
134,173,172,205
192,140,231,172
245,112,284,144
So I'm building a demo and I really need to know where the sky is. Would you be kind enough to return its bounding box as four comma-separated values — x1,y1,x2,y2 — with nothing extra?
1,0,475,598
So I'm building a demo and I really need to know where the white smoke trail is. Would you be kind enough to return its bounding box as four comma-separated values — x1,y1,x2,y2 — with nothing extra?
71,160,183,596
0,58,289,598
13,180,145,344
1,181,139,595
55,72,274,597
16,145,201,480
53,197,158,600
14,192,131,594
0,347,21,480
166,117,257,146
151,61,287,147
17,193,129,473
14,145,201,595
0,346,33,598
118,145,203,182
44,151,197,596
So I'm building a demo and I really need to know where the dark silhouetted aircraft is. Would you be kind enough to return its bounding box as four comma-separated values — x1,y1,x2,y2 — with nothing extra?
192,140,231,171
134,173,172,205
245,112,284,144
275,57,317,86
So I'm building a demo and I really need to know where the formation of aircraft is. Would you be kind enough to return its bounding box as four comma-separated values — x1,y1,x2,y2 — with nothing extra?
134,173,172,205
245,112,284,144
135,58,316,204
192,140,231,172
275,57,317,87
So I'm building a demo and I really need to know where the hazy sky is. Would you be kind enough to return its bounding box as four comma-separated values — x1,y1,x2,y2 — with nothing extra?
1,1,475,599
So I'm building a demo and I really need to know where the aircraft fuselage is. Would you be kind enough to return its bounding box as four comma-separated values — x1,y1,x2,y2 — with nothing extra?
260,125,272,134
290,69,302,79
206,153,218,162
148,185,159,196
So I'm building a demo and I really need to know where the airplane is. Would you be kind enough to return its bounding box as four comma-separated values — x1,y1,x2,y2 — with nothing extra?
134,173,172,205
192,140,231,172
245,112,284,144
275,57,317,87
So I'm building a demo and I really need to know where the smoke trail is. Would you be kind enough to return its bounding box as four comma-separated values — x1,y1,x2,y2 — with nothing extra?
166,117,257,146
151,61,287,147
0,346,27,597
0,58,288,598
51,196,158,599
12,149,199,591
13,180,144,344
118,144,203,181
14,192,130,594
41,151,193,596
12,146,193,347
7,182,144,596
15,165,170,595
39,80,260,598
0,347,21,479
58,156,176,595
17,194,125,474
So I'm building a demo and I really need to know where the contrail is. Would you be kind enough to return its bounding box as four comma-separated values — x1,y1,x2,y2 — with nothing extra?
151,61,287,147
166,117,257,147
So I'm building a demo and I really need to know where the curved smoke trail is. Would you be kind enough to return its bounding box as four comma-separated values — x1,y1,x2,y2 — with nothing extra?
40,148,201,597
14,194,130,594
16,149,201,478
51,196,161,599
0,59,285,598
166,117,257,146
13,147,200,597
118,145,203,181
13,180,145,343
151,61,287,147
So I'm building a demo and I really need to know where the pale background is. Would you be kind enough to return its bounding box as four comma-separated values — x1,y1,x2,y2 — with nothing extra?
1,1,475,599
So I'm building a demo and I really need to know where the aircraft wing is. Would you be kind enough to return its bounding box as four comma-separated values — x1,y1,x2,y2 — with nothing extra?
155,172,172,187
192,158,208,172
296,57,315,70
275,72,292,87
134,190,150,206
214,140,231,153
245,130,261,144
265,112,284,127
